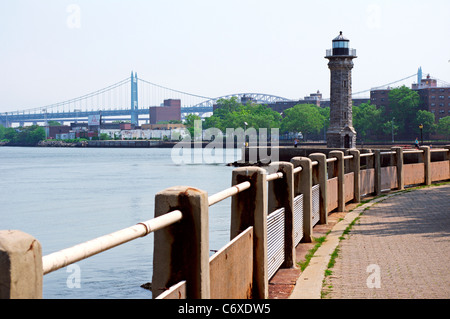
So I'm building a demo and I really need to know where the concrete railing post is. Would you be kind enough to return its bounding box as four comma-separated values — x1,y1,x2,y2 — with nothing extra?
0,230,43,299
364,149,374,169
309,153,328,224
419,146,431,186
392,147,404,190
152,186,210,299
231,167,268,299
329,151,345,212
267,162,295,268
348,149,360,203
445,145,450,175
374,150,382,195
290,157,313,243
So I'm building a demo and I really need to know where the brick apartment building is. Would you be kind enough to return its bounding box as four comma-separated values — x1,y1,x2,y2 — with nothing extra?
370,74,450,123
149,99,181,124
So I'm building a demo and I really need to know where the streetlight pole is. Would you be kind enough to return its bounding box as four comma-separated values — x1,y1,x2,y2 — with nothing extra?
391,117,395,143
43,108,48,139
244,122,248,147
419,124,423,145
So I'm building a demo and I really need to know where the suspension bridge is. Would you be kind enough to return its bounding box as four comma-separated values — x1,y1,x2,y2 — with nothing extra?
0,72,291,128
0,69,447,128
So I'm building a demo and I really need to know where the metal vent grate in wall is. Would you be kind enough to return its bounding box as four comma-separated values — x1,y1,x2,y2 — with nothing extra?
312,184,320,226
293,194,303,246
267,207,285,280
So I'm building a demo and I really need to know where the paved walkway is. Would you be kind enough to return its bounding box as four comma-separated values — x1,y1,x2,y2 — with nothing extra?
290,184,450,299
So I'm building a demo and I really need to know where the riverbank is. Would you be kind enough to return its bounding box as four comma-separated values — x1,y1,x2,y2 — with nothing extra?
2,139,447,149
37,140,89,147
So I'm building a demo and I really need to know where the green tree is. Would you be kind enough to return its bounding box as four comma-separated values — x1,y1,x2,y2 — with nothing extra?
240,103,281,131
204,97,281,133
0,125,5,140
353,102,383,140
184,114,202,138
7,125,46,145
281,104,324,139
415,110,436,139
381,120,399,140
4,127,17,141
387,86,420,139
437,116,450,139
203,115,222,131
184,114,201,127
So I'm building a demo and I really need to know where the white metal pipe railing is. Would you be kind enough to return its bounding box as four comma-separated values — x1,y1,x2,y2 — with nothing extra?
266,172,283,182
360,153,374,157
430,148,449,153
42,210,183,275
343,155,354,160
293,166,303,174
207,181,251,206
380,151,396,155
326,157,337,163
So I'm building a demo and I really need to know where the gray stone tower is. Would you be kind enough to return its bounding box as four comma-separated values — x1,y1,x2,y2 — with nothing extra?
325,31,357,149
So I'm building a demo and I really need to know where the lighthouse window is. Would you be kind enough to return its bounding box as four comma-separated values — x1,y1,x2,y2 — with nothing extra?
343,80,347,88
333,41,349,48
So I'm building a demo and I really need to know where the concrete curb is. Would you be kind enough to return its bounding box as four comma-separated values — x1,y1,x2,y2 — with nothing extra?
288,193,398,299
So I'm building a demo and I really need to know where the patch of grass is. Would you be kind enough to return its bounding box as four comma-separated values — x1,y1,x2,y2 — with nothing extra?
324,246,340,277
297,236,327,271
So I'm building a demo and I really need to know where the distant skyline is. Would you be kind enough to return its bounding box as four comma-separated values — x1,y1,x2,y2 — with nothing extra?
1,0,449,113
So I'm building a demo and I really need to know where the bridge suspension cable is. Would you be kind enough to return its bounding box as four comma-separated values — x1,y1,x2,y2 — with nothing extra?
137,78,212,108
10,76,131,115
137,78,211,100
352,73,417,96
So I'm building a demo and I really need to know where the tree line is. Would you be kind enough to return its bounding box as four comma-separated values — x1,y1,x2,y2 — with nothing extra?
184,86,449,142
0,125,46,146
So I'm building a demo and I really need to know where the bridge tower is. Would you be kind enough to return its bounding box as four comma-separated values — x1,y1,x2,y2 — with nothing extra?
325,31,357,149
130,71,139,126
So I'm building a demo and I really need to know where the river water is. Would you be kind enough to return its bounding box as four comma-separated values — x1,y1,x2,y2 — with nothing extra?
0,146,241,299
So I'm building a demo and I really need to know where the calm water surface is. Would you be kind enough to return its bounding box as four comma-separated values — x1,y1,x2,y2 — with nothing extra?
0,146,240,298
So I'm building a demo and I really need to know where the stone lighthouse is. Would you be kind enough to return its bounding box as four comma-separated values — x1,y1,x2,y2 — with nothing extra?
325,31,357,149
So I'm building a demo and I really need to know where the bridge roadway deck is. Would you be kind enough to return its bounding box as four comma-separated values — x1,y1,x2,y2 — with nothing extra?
269,183,450,299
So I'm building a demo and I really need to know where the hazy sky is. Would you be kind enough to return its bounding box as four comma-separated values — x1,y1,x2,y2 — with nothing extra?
1,0,449,113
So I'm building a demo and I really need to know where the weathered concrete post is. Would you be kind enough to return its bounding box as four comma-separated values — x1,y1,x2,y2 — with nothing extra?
290,157,313,243
445,145,450,173
348,149,361,203
364,149,374,169
419,146,431,186
0,230,43,299
392,147,404,190
231,167,268,299
309,153,328,224
329,151,345,212
267,162,295,268
374,150,382,195
152,186,210,299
